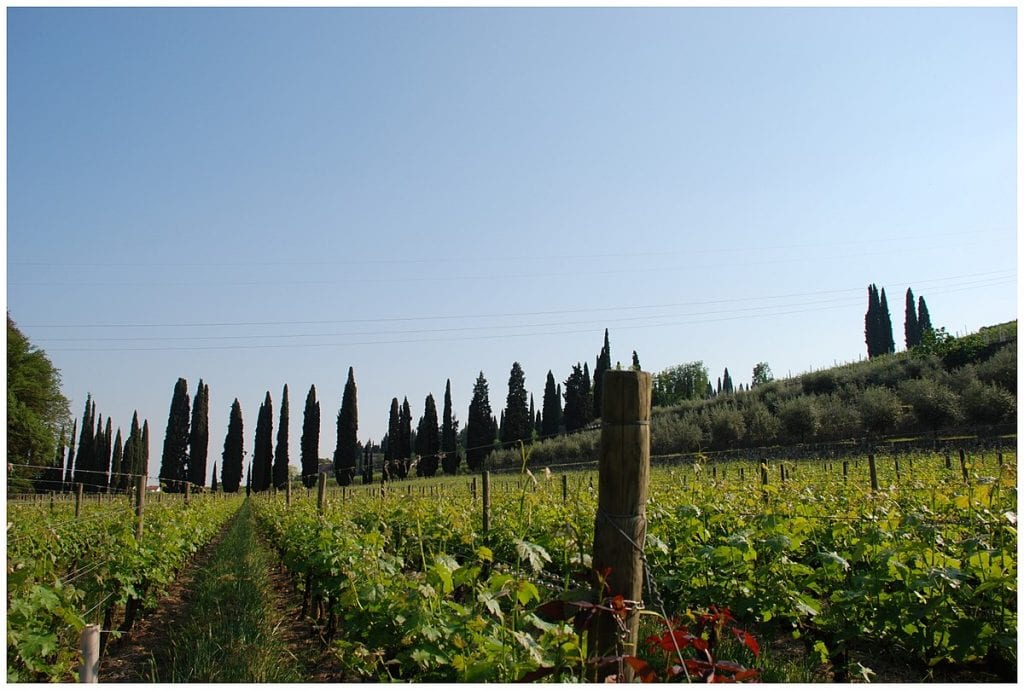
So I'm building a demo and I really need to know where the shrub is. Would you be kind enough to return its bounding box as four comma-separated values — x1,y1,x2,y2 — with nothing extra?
858,386,903,438
777,396,819,443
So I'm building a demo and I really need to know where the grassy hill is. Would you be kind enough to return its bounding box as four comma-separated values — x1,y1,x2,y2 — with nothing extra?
487,321,1016,469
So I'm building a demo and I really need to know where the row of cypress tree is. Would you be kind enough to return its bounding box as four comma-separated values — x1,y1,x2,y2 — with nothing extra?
44,395,151,494
866,284,934,359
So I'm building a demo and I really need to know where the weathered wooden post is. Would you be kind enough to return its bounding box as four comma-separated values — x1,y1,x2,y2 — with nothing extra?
589,370,651,682
959,448,969,483
79,623,100,682
894,458,900,483
562,474,568,503
482,471,491,536
75,483,84,519
779,463,786,484
317,473,327,516
998,451,1004,467
184,481,190,506
471,477,477,501
868,454,879,492
842,460,849,480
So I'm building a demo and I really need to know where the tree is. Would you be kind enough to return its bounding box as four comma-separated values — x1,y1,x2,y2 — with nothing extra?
211,463,218,492
899,378,961,436
252,392,273,492
722,368,734,395
865,284,881,358
98,416,113,492
160,378,191,493
188,379,210,489
274,384,290,489
652,362,709,406
73,397,96,490
121,412,142,490
917,296,933,340
466,372,495,471
562,364,591,433
109,429,123,494
904,288,920,349
386,397,401,480
501,362,531,447
632,351,641,371
859,386,902,439
334,368,358,486
878,288,895,355
300,385,320,488
398,397,413,478
752,362,773,387
221,399,244,492
7,315,70,492
540,371,561,439
593,329,611,419
778,396,820,443
141,420,150,478
709,407,745,450
415,393,440,477
441,379,460,475
63,419,76,490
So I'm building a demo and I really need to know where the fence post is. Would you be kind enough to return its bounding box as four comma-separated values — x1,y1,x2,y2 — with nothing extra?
959,448,969,483
471,477,477,501
79,623,100,682
842,460,849,481
998,451,1004,467
75,483,84,518
317,473,327,516
482,471,491,537
135,476,145,542
184,481,190,506
868,453,879,492
562,474,568,503
589,370,651,682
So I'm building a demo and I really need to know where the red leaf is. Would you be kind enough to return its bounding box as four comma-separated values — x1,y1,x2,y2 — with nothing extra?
732,627,761,659
733,669,760,682
623,656,658,683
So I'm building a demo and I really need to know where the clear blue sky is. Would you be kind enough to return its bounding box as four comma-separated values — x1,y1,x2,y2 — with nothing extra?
6,8,1017,484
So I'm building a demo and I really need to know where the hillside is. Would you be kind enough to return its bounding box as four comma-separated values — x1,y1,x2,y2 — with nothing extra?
487,321,1016,469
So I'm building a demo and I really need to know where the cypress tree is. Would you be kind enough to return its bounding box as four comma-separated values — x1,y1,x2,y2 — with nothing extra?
529,394,536,437
535,409,542,436
221,399,244,493
252,392,273,492
441,380,459,475
110,429,123,493
99,416,113,492
918,296,933,338
501,362,531,447
865,284,880,358
334,368,358,487
466,372,495,471
399,397,412,478
211,463,218,492
904,288,920,349
188,380,209,489
160,378,191,493
415,393,440,477
593,329,611,419
386,397,400,480
301,385,320,488
562,364,590,433
632,350,641,371
141,420,150,479
879,288,895,354
722,368,734,395
582,362,593,425
73,395,94,489
274,384,290,489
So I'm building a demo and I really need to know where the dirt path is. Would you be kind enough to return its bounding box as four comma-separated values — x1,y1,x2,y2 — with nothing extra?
100,499,347,683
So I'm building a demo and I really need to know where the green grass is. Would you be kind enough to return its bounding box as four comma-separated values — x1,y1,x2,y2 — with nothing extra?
155,500,301,682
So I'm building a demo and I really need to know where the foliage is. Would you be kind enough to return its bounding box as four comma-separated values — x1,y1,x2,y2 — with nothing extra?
858,386,903,438
159,378,191,493
273,384,290,489
501,362,532,447
334,368,359,486
652,362,709,407
466,373,496,471
188,380,210,489
7,315,70,490
252,392,274,492
221,399,245,492
752,362,773,388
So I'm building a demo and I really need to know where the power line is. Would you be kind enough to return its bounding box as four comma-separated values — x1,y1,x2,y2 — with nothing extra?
38,277,1014,353
21,268,1014,330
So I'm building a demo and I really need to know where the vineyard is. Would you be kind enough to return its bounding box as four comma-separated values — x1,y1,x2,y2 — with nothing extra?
6,447,1016,682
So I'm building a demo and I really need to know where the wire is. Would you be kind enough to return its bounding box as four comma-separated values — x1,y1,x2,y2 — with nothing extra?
18,268,1014,329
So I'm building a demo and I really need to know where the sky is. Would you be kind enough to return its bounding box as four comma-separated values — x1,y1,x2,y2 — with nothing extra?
5,7,1018,486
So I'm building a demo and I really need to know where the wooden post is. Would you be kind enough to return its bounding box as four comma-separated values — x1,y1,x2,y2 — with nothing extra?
998,451,1004,467
894,458,900,483
868,454,879,492
959,448,969,482
945,451,952,469
779,463,786,484
761,463,769,489
482,471,491,536
79,623,100,682
317,473,327,515
471,477,477,501
135,476,145,542
184,481,190,506
589,370,651,682
286,480,291,508
842,460,849,480
75,483,84,518
562,474,568,503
